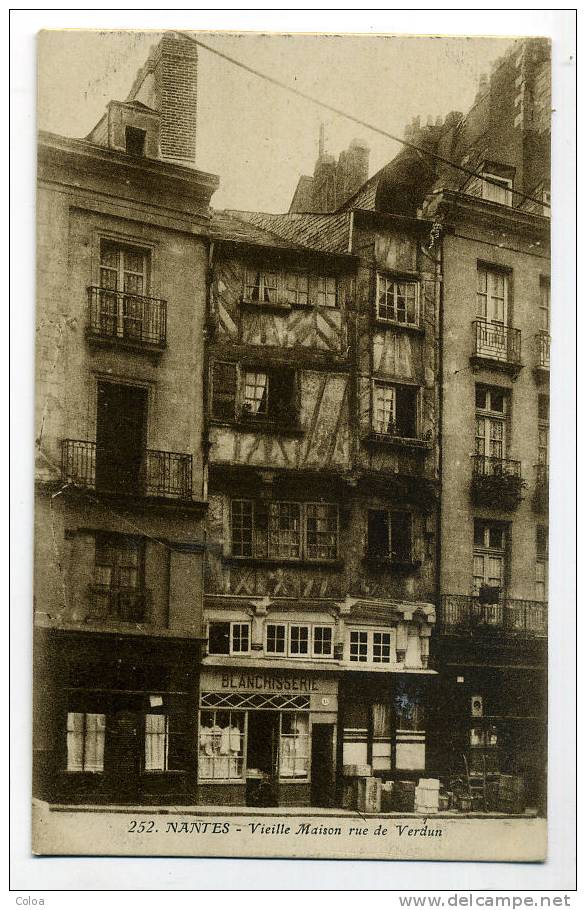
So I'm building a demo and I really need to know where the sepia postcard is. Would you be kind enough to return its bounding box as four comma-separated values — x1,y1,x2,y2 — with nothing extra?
32,27,553,863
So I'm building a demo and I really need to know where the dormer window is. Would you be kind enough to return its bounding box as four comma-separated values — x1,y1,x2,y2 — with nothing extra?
125,126,146,157
481,173,512,206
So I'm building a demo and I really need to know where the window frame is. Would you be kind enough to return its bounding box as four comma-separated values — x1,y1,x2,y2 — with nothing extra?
472,519,508,596
375,272,420,327
207,620,252,656
210,360,299,428
264,622,335,659
230,500,339,564
242,266,339,310
481,172,513,207
347,628,396,665
366,508,414,563
371,379,420,439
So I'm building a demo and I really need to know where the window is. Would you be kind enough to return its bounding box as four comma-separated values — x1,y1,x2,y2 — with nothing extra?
98,242,148,340
280,713,309,778
481,173,512,206
66,712,106,772
538,394,549,467
473,520,506,596
317,276,337,308
539,278,550,333
145,712,188,772
92,534,145,621
376,274,419,326
284,272,309,306
243,371,269,416
208,622,251,655
349,629,395,664
313,625,333,657
125,126,146,156
475,386,508,463
371,703,392,770
199,710,245,780
266,623,286,655
265,623,333,658
367,510,412,562
477,266,507,325
245,268,278,304
535,526,548,601
350,630,368,662
290,625,309,656
372,382,418,437
306,503,338,560
231,501,339,562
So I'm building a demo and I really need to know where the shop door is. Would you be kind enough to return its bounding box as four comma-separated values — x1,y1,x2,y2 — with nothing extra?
105,708,141,801
246,712,279,807
96,382,147,495
311,724,335,807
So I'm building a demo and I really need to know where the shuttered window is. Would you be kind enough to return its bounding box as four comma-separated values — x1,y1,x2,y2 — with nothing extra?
211,361,237,420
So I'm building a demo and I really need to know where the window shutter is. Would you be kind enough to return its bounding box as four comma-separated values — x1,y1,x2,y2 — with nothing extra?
211,361,237,420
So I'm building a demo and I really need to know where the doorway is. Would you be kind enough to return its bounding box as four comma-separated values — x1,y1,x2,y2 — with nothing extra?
311,723,335,807
96,382,148,495
246,712,279,807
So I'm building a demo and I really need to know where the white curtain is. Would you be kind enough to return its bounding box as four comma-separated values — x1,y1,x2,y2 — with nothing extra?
145,713,167,771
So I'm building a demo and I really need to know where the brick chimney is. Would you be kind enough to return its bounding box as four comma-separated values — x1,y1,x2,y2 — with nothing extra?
127,33,198,165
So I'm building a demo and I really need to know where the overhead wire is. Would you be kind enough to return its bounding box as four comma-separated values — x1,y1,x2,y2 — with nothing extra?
178,31,550,212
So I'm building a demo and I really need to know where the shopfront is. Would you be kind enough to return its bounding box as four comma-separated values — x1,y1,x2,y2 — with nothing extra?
197,667,338,807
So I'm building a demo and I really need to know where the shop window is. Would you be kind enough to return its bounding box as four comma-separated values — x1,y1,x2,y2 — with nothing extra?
469,725,499,773
473,520,507,597
231,500,338,562
376,274,419,326
367,509,412,562
266,623,286,655
208,622,251,656
535,525,548,601
199,711,245,780
394,684,425,731
66,712,106,772
284,271,309,306
306,503,338,560
313,626,333,657
372,703,392,771
372,382,418,437
342,701,369,766
280,713,309,778
144,712,187,772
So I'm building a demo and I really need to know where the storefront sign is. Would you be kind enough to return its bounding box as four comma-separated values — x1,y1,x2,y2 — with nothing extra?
221,673,318,692
199,668,338,712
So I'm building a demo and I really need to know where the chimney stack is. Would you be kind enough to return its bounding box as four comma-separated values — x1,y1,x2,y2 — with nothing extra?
127,33,198,165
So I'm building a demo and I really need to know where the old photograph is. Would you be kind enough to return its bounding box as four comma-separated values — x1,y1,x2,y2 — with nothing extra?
32,27,554,863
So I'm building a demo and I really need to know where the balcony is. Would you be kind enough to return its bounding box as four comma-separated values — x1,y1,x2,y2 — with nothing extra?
61,440,192,500
470,320,522,376
533,331,550,383
88,585,150,622
86,286,167,352
440,594,547,638
471,455,524,510
533,463,549,513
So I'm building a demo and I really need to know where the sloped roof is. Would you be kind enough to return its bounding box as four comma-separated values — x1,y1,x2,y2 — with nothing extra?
288,175,315,213
211,210,311,252
227,210,352,256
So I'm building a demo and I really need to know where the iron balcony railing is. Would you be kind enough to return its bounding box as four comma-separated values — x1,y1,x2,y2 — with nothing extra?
88,585,150,622
472,320,522,365
440,594,547,637
87,286,167,348
536,331,550,369
61,439,192,499
472,454,522,478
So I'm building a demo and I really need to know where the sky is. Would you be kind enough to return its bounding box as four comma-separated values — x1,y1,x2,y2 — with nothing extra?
37,30,516,212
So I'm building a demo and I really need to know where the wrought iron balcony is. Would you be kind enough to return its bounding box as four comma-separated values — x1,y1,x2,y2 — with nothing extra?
88,585,150,622
471,454,524,509
440,594,547,638
61,439,192,500
533,463,549,512
86,286,167,350
471,320,522,375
